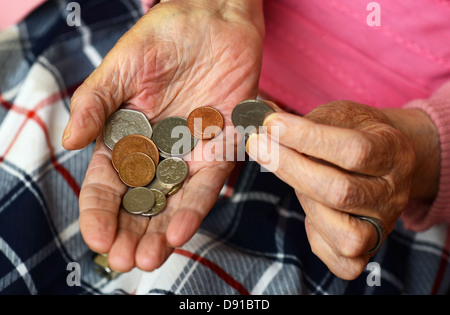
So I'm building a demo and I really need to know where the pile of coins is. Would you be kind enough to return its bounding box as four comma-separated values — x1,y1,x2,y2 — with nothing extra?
94,100,271,279
102,106,224,217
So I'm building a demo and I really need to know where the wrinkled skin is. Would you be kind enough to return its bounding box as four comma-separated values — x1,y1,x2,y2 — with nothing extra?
62,1,264,272
63,0,440,280
247,100,439,279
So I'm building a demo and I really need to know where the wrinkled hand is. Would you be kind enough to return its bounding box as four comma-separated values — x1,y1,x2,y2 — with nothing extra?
247,100,423,280
62,0,264,272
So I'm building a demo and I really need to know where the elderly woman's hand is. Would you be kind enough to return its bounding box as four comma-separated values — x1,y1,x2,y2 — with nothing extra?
62,0,264,272
247,100,440,279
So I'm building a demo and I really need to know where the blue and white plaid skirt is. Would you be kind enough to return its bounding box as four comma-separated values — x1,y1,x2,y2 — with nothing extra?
0,0,449,295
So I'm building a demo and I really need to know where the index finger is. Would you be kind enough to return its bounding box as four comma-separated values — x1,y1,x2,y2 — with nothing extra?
263,112,394,176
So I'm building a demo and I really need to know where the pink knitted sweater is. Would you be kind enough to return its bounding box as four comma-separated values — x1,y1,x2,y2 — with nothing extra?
260,0,450,231
2,0,450,231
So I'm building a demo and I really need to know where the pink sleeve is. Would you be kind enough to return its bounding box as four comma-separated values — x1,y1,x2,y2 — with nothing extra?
401,81,450,231
0,1,156,31
0,0,44,30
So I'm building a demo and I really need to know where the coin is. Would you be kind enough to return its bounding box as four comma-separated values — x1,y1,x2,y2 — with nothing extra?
118,152,155,187
122,187,156,214
187,106,224,140
156,157,188,187
231,100,274,134
146,177,173,195
152,117,196,157
167,183,182,197
103,109,153,150
93,253,120,280
111,134,159,171
141,189,167,217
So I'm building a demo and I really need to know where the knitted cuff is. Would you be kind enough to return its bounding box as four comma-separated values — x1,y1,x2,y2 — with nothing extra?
401,81,450,231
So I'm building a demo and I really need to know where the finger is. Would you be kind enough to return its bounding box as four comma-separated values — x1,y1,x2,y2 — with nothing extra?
135,231,174,271
78,139,127,254
298,192,379,258
62,56,128,151
107,210,149,272
304,217,370,280
134,124,235,270
135,196,173,271
166,161,234,247
246,133,389,212
263,112,394,176
135,160,234,271
165,134,236,248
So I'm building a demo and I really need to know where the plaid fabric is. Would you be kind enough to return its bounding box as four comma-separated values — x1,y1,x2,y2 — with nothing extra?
1,0,450,295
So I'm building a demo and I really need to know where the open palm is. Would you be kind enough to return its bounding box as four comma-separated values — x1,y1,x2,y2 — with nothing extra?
62,1,264,271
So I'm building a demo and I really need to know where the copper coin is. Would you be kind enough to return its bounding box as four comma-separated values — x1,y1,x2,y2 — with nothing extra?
111,134,159,171
118,152,156,187
187,106,224,140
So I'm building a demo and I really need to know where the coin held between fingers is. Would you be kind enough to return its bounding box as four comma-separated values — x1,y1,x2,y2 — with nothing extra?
232,99,275,134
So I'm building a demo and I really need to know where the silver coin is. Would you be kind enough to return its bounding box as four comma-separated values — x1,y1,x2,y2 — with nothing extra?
146,177,173,195
93,253,120,280
103,109,153,150
231,100,274,134
156,157,188,187
141,189,167,217
151,117,196,157
122,187,155,215
166,183,182,197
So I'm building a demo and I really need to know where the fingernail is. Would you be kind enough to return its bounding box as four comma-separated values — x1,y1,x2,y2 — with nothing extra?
263,113,277,126
246,132,270,162
62,130,70,144
263,113,286,135
62,121,71,145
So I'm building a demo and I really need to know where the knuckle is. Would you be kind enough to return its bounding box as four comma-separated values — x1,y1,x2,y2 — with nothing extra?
334,258,368,280
345,134,373,170
329,175,358,210
336,220,371,258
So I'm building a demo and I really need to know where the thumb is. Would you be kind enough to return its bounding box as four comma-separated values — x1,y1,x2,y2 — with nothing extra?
62,61,127,150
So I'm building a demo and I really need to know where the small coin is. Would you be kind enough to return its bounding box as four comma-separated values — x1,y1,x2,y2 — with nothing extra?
103,109,153,150
231,100,275,134
146,177,173,195
156,157,188,187
152,117,196,157
122,187,156,214
111,134,159,171
118,152,156,187
167,183,182,197
93,253,120,280
187,106,224,140
141,189,167,217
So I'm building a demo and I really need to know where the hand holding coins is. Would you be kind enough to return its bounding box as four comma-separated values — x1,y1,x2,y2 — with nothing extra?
93,100,266,276
63,0,266,275
103,106,224,217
